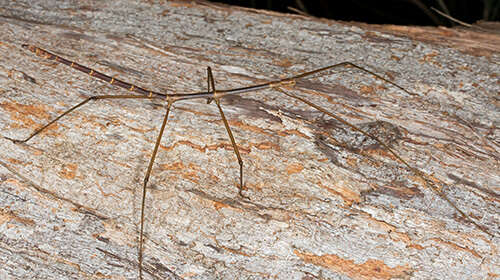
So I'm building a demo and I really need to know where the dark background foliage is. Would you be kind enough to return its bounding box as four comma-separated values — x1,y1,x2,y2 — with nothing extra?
209,0,500,26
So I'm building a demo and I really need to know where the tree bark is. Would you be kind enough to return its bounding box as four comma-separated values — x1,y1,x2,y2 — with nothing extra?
0,1,498,279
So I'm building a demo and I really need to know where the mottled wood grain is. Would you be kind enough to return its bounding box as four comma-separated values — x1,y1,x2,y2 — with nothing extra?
0,1,498,279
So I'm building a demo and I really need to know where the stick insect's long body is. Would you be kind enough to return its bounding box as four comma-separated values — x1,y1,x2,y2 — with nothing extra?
22,44,413,101
22,44,284,100
15,44,491,279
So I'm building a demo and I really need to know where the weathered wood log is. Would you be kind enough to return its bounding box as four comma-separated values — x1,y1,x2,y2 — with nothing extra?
0,1,498,279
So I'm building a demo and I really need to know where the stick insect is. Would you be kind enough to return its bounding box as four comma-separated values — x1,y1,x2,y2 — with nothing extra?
6,44,491,279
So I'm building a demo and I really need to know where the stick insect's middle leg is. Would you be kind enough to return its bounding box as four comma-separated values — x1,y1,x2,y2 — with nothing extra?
207,67,248,199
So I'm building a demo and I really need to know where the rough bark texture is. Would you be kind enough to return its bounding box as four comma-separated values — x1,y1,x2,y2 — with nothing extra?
0,1,498,279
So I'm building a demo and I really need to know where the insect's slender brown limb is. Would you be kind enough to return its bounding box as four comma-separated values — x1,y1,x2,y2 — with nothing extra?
273,86,492,237
207,67,247,199
139,99,174,280
273,62,417,97
3,91,170,277
4,90,172,278
3,94,156,144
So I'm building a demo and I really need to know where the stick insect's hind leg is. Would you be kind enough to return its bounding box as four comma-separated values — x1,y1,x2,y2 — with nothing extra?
206,67,248,199
3,94,156,144
138,99,174,280
272,85,492,237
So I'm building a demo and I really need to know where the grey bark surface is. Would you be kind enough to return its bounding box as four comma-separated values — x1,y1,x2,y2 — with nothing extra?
0,1,498,279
